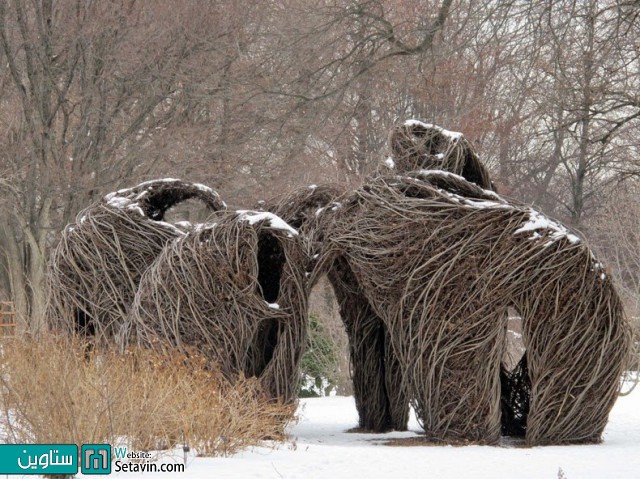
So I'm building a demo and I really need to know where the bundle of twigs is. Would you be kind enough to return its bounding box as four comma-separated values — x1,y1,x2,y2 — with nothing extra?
387,119,494,190
260,183,406,426
46,179,225,344
259,183,345,284
316,171,631,445
124,210,308,403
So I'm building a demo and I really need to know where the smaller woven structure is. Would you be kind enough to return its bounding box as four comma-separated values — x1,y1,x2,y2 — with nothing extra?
124,210,309,403
317,171,631,445
46,179,225,343
386,119,494,190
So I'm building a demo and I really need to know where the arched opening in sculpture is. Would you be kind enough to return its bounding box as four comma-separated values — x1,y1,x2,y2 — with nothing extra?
249,230,288,378
500,306,530,438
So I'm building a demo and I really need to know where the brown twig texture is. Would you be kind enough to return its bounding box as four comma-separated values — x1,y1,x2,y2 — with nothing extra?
46,179,225,343
387,119,495,190
314,170,631,445
123,210,309,403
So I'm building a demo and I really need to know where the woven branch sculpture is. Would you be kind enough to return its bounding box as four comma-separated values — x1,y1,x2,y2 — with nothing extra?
124,210,309,403
258,184,346,283
46,179,225,344
387,119,495,191
259,184,407,427
44,118,631,443
316,171,631,445
260,121,497,430
258,122,498,431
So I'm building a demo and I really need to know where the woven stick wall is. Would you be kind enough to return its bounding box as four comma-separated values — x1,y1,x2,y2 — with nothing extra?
124,210,308,403
317,171,631,445
327,255,410,432
259,184,345,284
386,119,494,190
46,179,225,344
261,183,409,429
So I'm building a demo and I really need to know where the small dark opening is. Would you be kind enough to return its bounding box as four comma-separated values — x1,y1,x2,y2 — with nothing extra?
500,307,531,437
500,355,530,437
247,320,280,378
461,156,486,189
74,308,96,358
256,232,285,304
74,308,95,337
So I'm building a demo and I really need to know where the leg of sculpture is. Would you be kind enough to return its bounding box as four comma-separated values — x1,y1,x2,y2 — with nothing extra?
385,328,409,431
328,257,395,432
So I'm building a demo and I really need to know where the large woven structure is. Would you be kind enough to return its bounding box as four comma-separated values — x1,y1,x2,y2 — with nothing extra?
46,179,225,343
260,122,498,432
45,119,631,443
314,171,631,444
124,210,309,403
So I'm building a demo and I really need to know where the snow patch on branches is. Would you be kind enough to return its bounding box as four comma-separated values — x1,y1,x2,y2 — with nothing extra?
404,119,463,140
514,210,580,244
236,210,298,237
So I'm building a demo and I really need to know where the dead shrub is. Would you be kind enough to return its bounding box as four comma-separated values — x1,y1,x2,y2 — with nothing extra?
0,336,293,456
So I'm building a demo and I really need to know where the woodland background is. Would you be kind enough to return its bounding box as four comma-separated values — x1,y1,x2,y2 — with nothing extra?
0,0,639,373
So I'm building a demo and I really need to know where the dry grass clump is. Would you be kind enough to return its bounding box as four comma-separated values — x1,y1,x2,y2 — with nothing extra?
0,336,293,456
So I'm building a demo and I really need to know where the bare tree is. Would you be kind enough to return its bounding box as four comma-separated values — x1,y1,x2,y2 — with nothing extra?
475,0,640,223
589,180,640,319
0,0,242,331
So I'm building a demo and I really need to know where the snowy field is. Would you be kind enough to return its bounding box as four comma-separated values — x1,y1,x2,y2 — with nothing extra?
99,386,640,479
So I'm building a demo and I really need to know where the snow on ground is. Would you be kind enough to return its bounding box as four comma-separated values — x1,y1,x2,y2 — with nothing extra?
98,387,640,479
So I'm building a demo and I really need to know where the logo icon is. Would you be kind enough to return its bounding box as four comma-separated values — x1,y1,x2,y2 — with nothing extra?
81,444,111,475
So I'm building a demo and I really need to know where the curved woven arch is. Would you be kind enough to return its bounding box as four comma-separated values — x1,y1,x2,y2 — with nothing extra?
318,172,631,445
46,179,225,344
